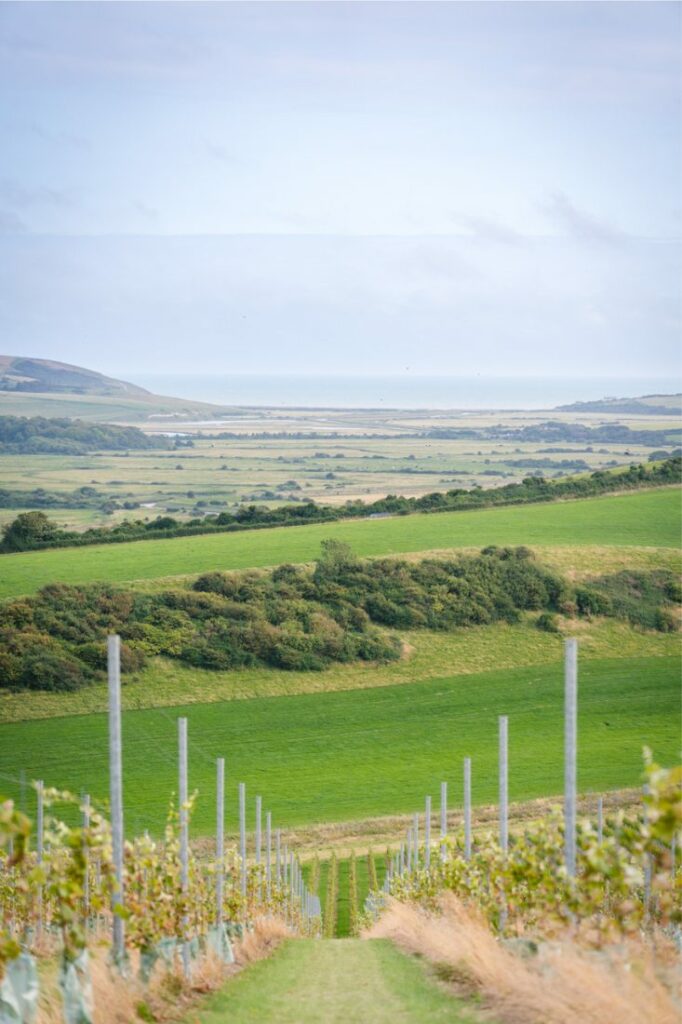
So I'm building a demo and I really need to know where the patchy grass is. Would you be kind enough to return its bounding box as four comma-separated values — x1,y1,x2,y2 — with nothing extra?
0,656,677,837
1,614,677,723
0,487,678,600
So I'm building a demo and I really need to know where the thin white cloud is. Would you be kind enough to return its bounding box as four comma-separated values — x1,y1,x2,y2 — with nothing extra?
540,192,626,243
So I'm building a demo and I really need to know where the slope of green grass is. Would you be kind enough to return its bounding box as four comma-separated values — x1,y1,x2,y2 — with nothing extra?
0,486,679,600
1,656,677,837
188,939,469,1024
3,615,677,724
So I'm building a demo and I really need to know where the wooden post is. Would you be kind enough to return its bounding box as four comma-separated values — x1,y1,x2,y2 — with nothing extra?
425,795,431,870
107,635,125,966
564,639,578,877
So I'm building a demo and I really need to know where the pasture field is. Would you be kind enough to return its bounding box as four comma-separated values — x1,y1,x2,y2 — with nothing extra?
0,431,665,533
1,486,679,600
0,655,676,838
1,614,678,723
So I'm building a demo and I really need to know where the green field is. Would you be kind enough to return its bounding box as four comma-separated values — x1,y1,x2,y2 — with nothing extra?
188,939,467,1024
1,656,676,838
2,615,678,724
1,487,679,600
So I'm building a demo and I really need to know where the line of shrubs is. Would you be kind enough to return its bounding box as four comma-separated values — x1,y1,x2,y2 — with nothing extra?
0,542,677,692
1,457,679,554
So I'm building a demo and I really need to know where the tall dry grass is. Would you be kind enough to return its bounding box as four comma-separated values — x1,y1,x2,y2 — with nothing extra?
366,894,680,1024
35,916,290,1023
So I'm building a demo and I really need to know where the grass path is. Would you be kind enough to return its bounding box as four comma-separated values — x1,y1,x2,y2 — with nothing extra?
190,939,468,1023
0,486,678,599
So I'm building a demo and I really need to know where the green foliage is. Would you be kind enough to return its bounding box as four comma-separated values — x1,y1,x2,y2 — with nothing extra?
0,415,171,455
1,510,60,552
536,612,560,633
388,755,681,942
2,456,679,555
1,485,679,602
2,544,676,693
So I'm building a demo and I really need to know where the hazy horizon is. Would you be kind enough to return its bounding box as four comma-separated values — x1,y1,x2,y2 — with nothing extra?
1,2,680,380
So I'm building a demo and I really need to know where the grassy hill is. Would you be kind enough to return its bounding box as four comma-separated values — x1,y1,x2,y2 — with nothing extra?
0,655,676,837
0,355,233,423
0,486,678,600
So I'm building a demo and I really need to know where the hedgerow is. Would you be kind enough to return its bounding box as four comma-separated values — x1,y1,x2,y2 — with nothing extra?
0,545,677,692
1,457,679,554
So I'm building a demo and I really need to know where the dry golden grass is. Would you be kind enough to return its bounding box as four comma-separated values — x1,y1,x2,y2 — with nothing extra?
34,916,290,1024
366,895,679,1024
192,788,640,862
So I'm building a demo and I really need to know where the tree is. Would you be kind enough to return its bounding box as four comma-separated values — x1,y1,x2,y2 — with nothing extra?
0,511,60,552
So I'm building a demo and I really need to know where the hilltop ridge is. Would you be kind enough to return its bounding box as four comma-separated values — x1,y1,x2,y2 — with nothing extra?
0,355,150,397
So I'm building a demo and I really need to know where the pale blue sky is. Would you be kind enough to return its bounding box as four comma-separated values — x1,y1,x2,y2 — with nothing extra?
0,1,679,378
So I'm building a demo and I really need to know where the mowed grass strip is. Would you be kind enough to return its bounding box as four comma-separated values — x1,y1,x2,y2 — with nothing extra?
188,939,469,1024
0,487,679,600
1,656,677,837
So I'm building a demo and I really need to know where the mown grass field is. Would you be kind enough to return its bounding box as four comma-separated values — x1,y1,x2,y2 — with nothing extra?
1,656,676,838
2,614,678,723
1,486,679,600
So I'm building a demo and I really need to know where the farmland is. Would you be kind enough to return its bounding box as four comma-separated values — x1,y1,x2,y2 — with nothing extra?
0,655,676,838
0,486,679,600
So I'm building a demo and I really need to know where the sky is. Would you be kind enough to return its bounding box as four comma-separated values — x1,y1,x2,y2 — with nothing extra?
0,1,680,379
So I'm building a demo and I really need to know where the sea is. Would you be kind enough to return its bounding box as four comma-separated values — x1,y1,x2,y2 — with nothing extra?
128,374,678,411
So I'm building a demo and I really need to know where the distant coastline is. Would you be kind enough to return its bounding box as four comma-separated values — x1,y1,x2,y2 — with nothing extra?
127,373,679,411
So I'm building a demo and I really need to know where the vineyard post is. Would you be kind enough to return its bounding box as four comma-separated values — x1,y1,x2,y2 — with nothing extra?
255,796,262,900
464,757,472,860
83,792,91,924
564,638,578,877
425,795,432,870
107,635,125,966
276,829,281,884
413,812,419,868
178,717,190,980
36,779,44,940
499,716,508,854
266,812,272,900
440,781,447,861
282,843,288,925
289,851,295,924
597,796,603,844
216,758,225,930
643,783,652,919
406,828,412,871
239,782,247,900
